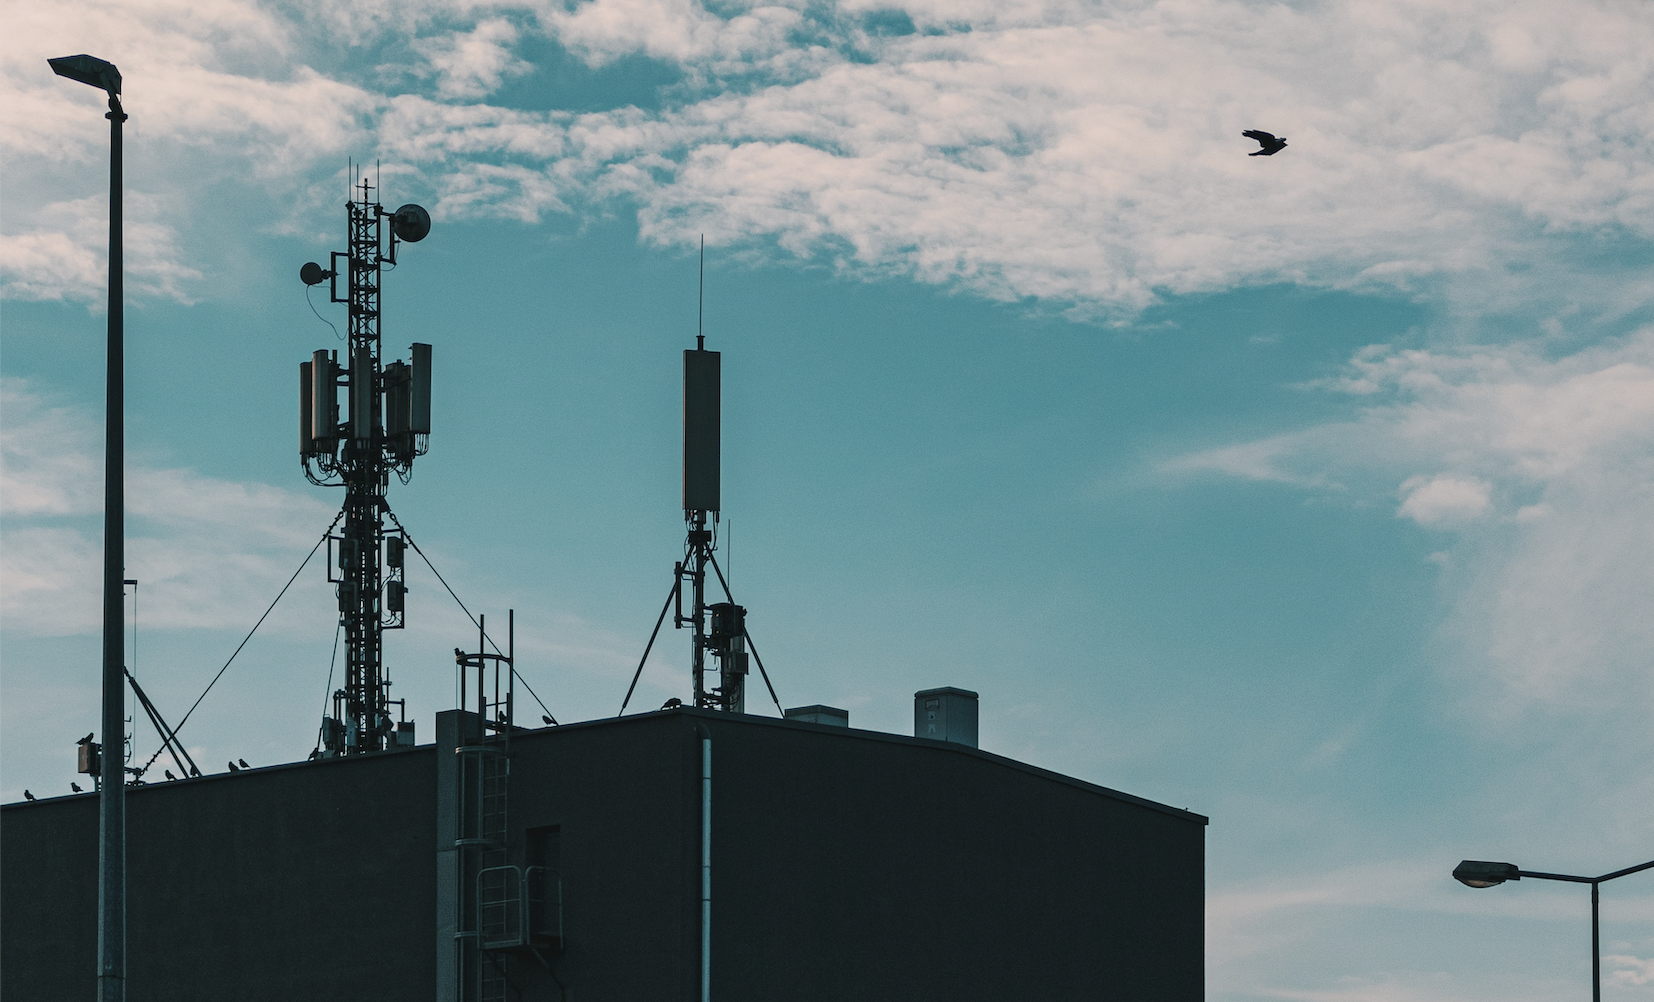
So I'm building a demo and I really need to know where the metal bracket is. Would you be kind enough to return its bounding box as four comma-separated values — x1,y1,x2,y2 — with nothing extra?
329,250,347,304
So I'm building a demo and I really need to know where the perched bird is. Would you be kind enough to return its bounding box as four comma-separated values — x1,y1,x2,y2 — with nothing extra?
661,697,683,710
238,758,251,769
542,714,558,727
1243,130,1287,156
79,732,95,744
23,790,36,801
165,770,178,781
71,783,83,793
227,760,241,773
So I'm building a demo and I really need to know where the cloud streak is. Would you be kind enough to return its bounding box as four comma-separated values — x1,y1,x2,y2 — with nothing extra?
0,379,339,636
1164,328,1654,721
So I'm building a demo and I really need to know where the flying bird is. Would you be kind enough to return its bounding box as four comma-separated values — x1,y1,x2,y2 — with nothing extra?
227,760,240,773
24,790,36,801
1243,130,1287,156
238,759,251,769
71,783,83,793
165,770,178,781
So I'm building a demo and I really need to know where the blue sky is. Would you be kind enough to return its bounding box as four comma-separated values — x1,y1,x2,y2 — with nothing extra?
4,0,1654,998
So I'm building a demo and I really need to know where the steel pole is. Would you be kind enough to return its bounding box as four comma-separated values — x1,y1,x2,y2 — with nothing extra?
97,92,128,1002
1591,880,1600,1002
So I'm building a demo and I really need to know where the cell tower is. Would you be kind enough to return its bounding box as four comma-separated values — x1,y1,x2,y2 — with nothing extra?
297,173,433,755
620,250,785,717
681,336,746,710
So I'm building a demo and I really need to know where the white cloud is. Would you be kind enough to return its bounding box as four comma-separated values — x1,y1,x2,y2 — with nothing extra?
0,194,201,304
551,0,1654,316
1397,475,1492,525
0,379,339,636
545,0,804,69
414,18,533,100
7,0,1654,316
1606,953,1654,987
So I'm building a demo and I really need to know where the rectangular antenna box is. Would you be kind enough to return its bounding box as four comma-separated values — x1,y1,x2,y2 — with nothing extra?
683,348,720,512
914,687,978,748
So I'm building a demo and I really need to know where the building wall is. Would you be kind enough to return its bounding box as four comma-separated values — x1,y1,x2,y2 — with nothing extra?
1,748,437,1002
3,709,1204,1002
704,711,1205,1001
485,709,1205,1002
459,710,701,1001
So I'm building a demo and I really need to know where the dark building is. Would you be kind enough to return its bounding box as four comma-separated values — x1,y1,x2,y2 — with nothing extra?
2,701,1206,1001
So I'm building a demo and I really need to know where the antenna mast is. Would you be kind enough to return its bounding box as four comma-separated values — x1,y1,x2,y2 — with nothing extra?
617,245,786,718
298,174,434,755
679,240,745,711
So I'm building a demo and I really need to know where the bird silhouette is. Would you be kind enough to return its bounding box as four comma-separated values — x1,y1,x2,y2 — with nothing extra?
79,732,95,744
661,697,683,710
1243,130,1287,155
227,761,241,773
238,758,251,769
542,714,557,726
165,770,178,781
71,783,83,793
23,790,36,801
190,765,201,777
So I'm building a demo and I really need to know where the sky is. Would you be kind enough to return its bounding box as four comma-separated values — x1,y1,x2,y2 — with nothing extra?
3,0,1654,998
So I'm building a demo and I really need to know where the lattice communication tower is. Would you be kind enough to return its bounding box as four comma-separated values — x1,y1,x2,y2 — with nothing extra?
298,174,433,755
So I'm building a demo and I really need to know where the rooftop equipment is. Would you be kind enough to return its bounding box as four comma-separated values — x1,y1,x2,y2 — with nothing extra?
914,687,979,748
782,705,849,727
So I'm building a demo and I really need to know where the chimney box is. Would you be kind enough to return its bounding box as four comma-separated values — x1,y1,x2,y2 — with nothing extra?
783,705,849,727
914,687,978,748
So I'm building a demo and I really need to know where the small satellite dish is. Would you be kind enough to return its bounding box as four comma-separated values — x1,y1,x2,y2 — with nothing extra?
300,261,331,286
391,204,431,243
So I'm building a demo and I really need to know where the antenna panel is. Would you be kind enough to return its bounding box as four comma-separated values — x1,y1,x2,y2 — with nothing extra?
410,343,432,436
384,361,410,438
351,347,374,442
300,361,314,456
683,349,720,512
310,350,338,452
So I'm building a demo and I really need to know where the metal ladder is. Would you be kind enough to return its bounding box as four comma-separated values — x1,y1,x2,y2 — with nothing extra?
454,613,515,1002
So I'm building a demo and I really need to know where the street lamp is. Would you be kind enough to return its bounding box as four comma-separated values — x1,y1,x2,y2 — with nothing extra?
1453,858,1654,1001
49,52,128,1002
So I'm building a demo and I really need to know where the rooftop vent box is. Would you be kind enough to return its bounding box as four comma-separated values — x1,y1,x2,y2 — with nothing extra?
914,687,978,748
783,705,849,727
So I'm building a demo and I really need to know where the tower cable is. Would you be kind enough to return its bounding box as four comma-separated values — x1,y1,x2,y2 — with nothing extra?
384,509,558,724
144,510,343,773
617,574,682,716
312,619,343,755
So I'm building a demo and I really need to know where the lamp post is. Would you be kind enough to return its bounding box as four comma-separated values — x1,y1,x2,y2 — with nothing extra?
1453,858,1654,1001
49,52,127,1002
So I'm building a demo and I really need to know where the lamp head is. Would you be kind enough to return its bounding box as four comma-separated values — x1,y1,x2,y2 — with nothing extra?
1453,860,1520,888
49,54,121,96
299,262,333,286
391,204,431,243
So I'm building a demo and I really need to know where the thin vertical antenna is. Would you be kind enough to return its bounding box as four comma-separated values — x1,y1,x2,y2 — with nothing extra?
697,234,705,351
